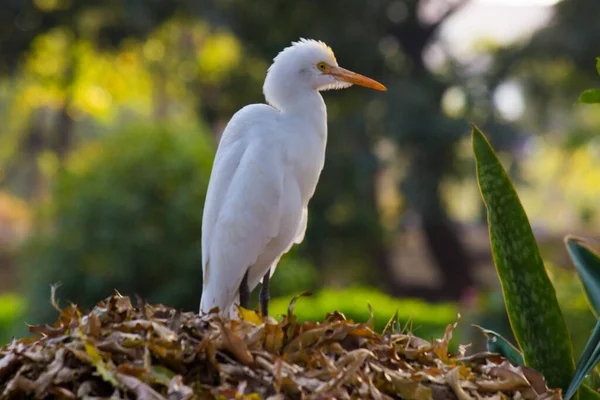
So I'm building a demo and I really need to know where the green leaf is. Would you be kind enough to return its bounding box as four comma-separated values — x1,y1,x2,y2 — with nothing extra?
472,125,575,391
596,57,600,77
150,365,176,386
579,385,600,400
566,320,600,399
565,239,600,399
578,89,600,104
566,237,600,318
472,325,524,366
82,338,119,386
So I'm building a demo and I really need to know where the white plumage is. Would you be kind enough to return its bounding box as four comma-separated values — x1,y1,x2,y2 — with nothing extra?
200,39,386,318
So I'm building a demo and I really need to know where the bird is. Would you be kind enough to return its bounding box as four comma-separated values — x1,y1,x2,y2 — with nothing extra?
199,38,386,318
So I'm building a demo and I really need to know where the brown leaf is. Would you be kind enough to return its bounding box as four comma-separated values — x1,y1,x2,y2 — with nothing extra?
28,323,66,337
371,362,432,400
117,363,149,378
315,349,373,394
284,321,357,355
445,366,474,400
2,368,37,397
235,323,264,350
168,310,182,334
97,335,141,358
118,332,146,347
34,347,67,397
68,305,82,332
107,295,133,319
22,344,54,363
433,319,459,362
366,303,375,330
57,304,77,329
281,291,311,340
348,325,378,339
151,322,178,343
521,365,549,395
49,387,77,399
83,311,102,338
148,342,176,360
117,372,167,400
325,311,347,323
168,375,194,400
115,319,153,332
55,366,86,384
0,352,20,378
218,322,254,365
478,362,531,392
264,323,284,354
76,380,99,397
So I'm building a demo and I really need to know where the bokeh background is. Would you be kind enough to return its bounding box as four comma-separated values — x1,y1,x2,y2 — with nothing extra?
0,0,599,350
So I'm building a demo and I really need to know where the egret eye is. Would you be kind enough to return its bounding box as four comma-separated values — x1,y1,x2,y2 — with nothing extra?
317,62,327,71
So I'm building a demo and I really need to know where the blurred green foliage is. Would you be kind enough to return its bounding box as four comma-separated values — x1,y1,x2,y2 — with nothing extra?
20,123,214,323
267,255,321,299
0,293,26,345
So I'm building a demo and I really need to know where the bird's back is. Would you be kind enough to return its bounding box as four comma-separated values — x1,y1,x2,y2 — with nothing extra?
200,104,285,314
201,104,278,267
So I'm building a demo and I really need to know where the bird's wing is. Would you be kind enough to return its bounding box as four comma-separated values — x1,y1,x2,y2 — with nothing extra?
201,134,245,271
200,105,284,314
294,207,308,244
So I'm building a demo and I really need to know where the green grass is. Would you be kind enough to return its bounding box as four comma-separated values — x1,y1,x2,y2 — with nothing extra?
0,293,26,345
270,287,458,341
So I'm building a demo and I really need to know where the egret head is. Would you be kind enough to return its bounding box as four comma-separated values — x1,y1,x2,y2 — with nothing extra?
263,39,386,109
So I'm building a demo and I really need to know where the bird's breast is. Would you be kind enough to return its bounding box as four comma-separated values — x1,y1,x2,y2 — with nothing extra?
285,121,327,205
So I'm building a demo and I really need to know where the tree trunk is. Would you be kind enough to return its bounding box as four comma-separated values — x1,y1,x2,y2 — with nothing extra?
421,214,475,301
55,98,74,162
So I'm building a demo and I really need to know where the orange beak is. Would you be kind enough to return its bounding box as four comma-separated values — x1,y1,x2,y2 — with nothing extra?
327,65,387,91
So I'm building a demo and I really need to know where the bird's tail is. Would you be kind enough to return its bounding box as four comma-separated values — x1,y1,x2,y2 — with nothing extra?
199,290,240,319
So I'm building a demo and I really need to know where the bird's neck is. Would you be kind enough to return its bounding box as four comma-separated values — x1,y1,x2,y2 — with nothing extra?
269,88,327,125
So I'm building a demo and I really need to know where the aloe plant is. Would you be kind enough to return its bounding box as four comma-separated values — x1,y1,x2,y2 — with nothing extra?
472,126,575,391
566,238,600,318
565,239,600,399
472,126,600,399
578,58,600,104
472,325,524,366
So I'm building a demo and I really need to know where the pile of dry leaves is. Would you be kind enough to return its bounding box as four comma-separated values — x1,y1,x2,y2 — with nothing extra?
0,292,561,399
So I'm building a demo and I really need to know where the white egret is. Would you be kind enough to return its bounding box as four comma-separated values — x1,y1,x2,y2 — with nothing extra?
199,38,386,318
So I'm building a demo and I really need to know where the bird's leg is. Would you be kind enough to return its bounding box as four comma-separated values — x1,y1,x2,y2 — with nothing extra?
259,269,271,317
239,269,250,309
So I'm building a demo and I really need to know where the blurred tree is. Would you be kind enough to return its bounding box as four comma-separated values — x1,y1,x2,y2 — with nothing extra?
202,0,478,299
479,0,600,137
482,0,600,226
1,0,486,300
21,123,213,322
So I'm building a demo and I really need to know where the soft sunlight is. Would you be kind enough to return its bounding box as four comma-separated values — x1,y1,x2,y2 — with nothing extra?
474,0,562,5
493,81,525,121
436,0,559,65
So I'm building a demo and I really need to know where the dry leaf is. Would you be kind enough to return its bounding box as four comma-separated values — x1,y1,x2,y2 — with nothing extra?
0,293,564,399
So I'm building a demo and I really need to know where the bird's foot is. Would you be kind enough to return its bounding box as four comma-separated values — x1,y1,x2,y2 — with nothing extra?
259,270,271,317
239,269,250,309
